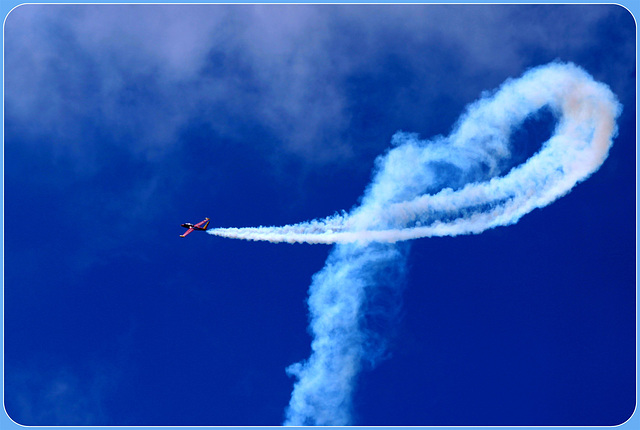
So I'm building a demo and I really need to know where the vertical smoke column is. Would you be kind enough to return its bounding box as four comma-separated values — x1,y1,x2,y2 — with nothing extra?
283,104,518,426
284,242,408,425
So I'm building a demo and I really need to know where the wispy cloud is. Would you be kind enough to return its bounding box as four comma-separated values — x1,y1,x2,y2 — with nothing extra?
5,365,115,425
5,4,630,168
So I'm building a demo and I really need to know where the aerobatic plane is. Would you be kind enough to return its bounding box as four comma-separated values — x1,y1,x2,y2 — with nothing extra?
180,217,210,237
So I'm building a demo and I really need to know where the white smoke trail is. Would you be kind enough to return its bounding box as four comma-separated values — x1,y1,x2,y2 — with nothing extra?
210,62,621,425
283,241,409,426
208,62,620,246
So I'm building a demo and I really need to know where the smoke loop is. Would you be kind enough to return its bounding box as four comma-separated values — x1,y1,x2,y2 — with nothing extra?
210,62,621,426
210,63,620,245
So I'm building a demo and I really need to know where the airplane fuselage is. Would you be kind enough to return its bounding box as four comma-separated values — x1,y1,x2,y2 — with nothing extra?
180,218,210,237
181,223,207,230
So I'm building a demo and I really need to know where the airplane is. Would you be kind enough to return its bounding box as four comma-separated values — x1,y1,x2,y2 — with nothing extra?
180,217,210,237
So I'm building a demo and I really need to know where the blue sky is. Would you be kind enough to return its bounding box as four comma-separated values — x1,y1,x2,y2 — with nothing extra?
3,3,636,427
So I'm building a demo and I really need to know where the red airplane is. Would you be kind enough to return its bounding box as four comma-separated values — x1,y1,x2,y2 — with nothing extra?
180,217,210,238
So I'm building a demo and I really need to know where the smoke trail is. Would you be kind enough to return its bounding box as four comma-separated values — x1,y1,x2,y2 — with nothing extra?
284,241,409,425
210,62,621,425
208,62,620,246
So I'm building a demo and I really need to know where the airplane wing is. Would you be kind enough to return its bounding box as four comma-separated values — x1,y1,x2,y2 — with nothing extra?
180,228,195,238
194,218,210,229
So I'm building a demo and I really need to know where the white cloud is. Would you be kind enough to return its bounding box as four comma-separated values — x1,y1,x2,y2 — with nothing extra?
5,4,630,167
6,365,114,425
